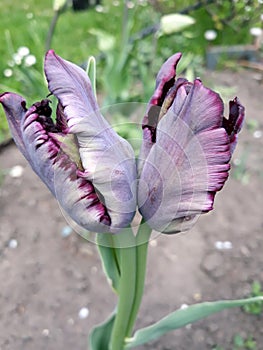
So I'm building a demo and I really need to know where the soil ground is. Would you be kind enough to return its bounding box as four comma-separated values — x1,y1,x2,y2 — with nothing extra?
0,69,263,350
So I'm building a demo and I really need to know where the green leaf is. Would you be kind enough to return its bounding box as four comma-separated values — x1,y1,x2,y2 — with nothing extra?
86,56,97,98
159,14,195,36
89,311,116,350
124,296,263,348
96,234,120,293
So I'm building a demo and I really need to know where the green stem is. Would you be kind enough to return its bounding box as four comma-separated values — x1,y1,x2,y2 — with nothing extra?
45,10,60,52
126,220,152,337
109,228,137,350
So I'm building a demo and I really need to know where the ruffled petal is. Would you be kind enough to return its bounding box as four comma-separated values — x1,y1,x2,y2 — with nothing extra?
0,93,29,159
1,52,138,233
223,97,245,153
139,53,182,171
44,51,137,232
44,50,106,134
138,78,244,234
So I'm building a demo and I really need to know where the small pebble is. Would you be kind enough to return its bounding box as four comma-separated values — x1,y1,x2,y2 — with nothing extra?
91,266,98,274
201,252,225,279
42,329,50,337
214,240,232,250
61,225,73,238
78,307,89,319
253,130,262,139
149,239,157,247
180,303,189,310
9,165,24,178
193,292,202,301
67,318,75,326
8,239,18,249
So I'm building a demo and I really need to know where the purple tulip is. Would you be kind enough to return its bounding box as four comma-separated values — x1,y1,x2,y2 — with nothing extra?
0,50,137,233
138,53,245,234
0,51,244,235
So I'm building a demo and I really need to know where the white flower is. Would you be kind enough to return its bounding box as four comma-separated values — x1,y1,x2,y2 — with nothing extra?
3,68,13,77
24,54,37,67
12,53,22,65
17,46,30,57
204,29,217,41
95,5,104,12
250,27,262,37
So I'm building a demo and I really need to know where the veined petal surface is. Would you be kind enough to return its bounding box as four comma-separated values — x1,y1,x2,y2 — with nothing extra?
0,52,137,233
138,57,245,234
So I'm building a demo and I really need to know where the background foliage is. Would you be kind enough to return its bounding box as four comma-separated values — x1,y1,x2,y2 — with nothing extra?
0,0,262,142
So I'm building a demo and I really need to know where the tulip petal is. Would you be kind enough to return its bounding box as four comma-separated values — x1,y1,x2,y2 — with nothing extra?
0,93,29,159
139,53,182,170
44,50,106,134
1,51,137,233
223,97,245,153
44,51,137,232
138,79,243,234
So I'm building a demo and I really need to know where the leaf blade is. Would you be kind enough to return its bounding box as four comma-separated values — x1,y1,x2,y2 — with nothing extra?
89,311,116,350
125,296,263,348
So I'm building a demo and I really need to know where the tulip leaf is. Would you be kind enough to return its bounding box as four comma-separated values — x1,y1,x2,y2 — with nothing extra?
86,56,97,98
89,311,116,350
96,234,120,293
124,296,263,348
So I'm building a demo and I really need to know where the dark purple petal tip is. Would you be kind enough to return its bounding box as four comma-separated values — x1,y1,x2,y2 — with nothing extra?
222,97,245,153
150,52,182,107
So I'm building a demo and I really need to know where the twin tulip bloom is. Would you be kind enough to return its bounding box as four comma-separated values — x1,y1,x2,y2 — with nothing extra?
0,51,244,234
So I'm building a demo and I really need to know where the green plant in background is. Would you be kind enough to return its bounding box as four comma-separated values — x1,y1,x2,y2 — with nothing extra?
213,334,258,350
233,334,257,350
1,0,262,145
243,281,263,315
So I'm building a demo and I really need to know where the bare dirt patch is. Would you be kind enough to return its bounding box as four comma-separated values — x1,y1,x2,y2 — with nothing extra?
0,69,262,349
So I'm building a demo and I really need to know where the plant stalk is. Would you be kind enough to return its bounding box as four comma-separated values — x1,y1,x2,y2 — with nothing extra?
109,228,137,350
126,220,152,337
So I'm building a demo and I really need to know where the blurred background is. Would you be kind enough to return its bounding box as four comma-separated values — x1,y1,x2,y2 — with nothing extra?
0,0,262,144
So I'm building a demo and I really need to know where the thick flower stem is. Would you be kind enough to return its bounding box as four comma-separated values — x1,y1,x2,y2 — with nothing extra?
125,220,152,337
109,228,137,350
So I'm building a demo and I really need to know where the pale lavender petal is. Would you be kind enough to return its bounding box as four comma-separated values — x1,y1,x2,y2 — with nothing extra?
44,50,106,134
0,93,29,159
138,77,244,234
44,51,137,231
1,52,137,233
139,53,182,171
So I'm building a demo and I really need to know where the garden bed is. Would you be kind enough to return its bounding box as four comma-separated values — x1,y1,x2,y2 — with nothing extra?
0,68,262,350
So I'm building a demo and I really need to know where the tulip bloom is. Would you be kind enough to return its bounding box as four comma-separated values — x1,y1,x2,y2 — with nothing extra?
138,53,244,233
0,50,137,233
0,51,244,235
